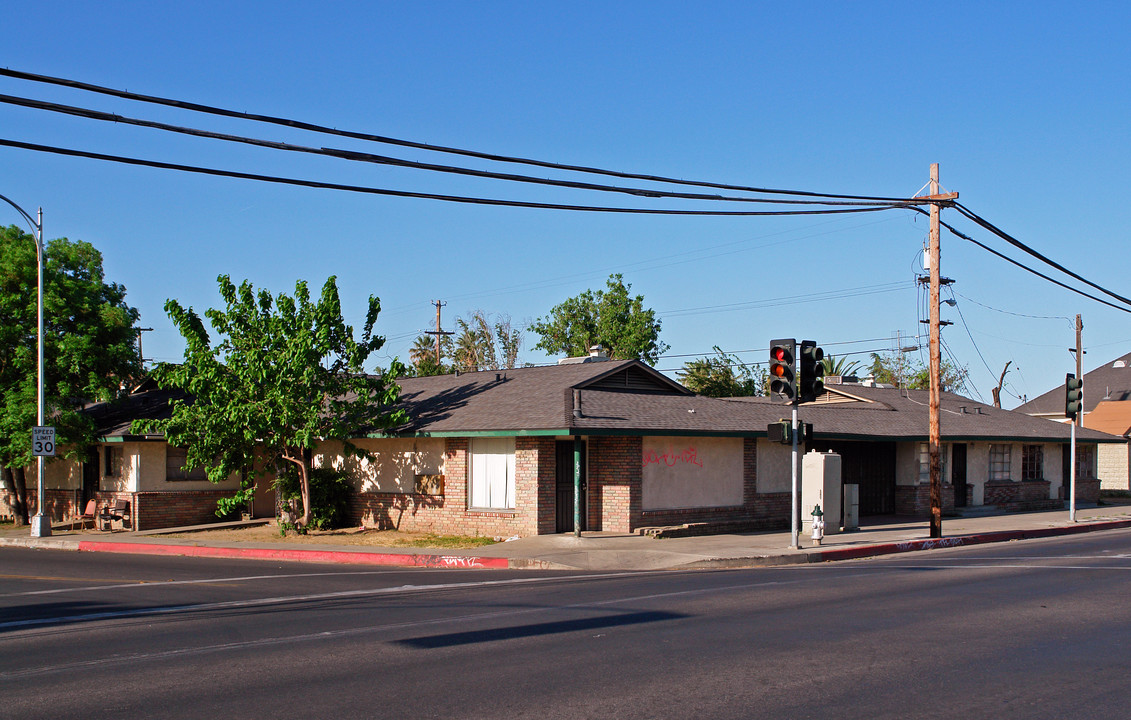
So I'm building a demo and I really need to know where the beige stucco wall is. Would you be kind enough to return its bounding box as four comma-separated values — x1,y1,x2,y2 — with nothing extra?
895,443,920,487
315,438,446,494
755,439,796,494
641,436,743,509
43,456,82,490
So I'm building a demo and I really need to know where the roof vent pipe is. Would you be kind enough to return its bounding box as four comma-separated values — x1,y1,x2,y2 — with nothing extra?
573,389,582,419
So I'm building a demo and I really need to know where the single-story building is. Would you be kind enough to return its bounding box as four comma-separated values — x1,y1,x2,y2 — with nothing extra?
4,353,1122,534
1015,352,1131,490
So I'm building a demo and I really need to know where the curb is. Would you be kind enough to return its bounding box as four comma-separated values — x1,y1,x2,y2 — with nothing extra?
72,540,510,569
807,518,1131,563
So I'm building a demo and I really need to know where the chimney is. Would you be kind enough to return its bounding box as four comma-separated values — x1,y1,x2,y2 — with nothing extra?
589,345,607,358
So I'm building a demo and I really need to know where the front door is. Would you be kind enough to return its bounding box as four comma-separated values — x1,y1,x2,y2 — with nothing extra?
81,457,99,503
555,440,587,533
952,443,968,507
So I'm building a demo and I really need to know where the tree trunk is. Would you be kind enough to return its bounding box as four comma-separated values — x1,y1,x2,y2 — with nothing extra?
298,448,313,530
2,465,30,525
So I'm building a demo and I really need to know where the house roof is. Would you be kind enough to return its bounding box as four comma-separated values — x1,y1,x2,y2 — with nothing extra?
1015,350,1131,415
89,360,1122,444
1082,400,1131,437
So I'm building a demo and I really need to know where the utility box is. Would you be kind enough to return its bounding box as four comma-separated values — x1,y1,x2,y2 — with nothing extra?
843,483,860,531
802,451,843,534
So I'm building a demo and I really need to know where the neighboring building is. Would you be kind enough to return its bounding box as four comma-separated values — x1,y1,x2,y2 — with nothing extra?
1016,352,1131,490
4,356,1121,534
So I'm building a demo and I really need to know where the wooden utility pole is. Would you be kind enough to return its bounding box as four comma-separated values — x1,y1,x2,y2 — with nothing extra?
425,300,453,365
912,164,957,539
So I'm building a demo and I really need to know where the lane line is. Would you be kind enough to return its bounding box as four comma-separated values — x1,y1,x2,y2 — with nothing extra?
0,576,797,679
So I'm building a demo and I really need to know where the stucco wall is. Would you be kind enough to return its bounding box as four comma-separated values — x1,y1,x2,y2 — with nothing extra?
755,440,796,494
316,438,445,493
641,436,743,510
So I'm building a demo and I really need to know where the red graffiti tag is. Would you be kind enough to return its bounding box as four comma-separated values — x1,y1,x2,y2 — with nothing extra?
642,447,704,469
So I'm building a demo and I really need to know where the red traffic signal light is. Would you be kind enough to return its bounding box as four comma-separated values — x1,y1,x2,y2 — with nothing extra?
769,339,796,402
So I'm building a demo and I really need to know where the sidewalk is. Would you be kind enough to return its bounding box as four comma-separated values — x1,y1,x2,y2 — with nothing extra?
4,504,1131,571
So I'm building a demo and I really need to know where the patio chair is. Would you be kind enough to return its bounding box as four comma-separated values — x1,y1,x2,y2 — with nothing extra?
70,500,97,531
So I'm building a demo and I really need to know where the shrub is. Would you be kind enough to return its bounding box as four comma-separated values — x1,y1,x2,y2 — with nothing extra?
274,466,352,531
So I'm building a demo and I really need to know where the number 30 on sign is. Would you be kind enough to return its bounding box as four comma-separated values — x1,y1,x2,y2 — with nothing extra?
32,426,55,457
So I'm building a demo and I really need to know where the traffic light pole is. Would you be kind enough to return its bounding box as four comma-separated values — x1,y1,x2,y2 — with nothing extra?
1069,420,1077,523
790,404,799,549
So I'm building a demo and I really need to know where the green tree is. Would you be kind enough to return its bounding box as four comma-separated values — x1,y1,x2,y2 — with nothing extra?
869,351,968,393
531,274,668,365
0,226,140,524
678,346,766,397
136,275,406,530
451,310,525,373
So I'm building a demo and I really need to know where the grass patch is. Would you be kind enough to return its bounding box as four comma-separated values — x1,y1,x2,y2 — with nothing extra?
153,523,499,549
404,533,498,549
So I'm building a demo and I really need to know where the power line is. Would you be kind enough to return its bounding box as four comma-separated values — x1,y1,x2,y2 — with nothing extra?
953,202,1131,309
0,93,913,209
0,138,909,218
658,281,910,318
0,67,928,204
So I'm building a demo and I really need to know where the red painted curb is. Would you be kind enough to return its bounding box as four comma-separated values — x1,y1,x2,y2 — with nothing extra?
811,519,1131,563
75,540,509,569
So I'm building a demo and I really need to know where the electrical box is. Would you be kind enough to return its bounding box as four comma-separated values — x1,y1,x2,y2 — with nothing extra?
802,451,842,534
843,483,859,531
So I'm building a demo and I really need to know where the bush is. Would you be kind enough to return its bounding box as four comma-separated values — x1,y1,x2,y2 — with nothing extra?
274,467,352,530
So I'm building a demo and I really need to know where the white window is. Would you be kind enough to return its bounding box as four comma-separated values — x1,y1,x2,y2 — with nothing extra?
918,442,948,482
469,437,516,510
989,444,1011,481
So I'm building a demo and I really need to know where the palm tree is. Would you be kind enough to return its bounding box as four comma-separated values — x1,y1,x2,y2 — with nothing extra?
822,354,862,378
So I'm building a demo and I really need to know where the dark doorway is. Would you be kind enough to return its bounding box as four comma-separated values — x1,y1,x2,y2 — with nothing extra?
820,441,897,515
952,443,968,507
555,440,587,533
82,457,99,504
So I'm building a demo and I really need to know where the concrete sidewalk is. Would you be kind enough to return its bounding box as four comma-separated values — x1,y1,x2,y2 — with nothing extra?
4,504,1131,571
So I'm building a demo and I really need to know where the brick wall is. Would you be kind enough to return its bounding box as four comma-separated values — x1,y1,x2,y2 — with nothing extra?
2,488,82,523
347,436,554,538
896,483,960,517
134,490,238,530
589,436,642,533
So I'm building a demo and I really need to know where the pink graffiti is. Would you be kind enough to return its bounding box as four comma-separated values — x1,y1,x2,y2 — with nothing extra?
643,447,704,469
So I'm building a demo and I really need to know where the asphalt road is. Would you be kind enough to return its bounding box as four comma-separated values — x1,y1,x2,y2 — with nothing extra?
3,529,1131,719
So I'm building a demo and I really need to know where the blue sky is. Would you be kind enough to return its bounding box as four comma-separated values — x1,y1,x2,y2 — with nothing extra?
2,1,1128,409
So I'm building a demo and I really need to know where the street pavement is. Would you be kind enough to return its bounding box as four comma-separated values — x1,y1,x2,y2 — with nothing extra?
3,503,1131,571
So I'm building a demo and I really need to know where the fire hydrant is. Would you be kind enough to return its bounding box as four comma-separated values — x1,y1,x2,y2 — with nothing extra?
810,504,825,546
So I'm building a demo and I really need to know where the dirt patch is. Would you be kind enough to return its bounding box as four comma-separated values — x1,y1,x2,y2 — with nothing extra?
153,523,499,549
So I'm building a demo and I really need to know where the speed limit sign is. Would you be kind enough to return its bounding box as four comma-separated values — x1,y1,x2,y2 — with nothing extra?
32,426,55,457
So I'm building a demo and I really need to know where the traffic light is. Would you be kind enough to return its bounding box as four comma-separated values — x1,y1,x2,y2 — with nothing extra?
769,339,796,402
1065,373,1083,420
767,420,792,444
799,340,825,403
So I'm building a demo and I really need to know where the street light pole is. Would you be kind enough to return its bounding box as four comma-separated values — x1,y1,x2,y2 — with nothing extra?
0,194,51,537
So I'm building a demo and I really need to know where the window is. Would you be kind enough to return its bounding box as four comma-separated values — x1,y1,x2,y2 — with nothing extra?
103,445,122,478
468,437,515,510
166,446,208,481
989,444,1011,481
1022,445,1044,480
918,442,948,482
1076,445,1096,479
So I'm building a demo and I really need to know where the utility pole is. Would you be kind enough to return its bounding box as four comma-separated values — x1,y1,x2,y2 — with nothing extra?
915,164,958,539
136,327,153,370
425,300,454,366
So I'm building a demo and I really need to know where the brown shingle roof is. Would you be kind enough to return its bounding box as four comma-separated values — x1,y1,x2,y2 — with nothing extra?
1016,351,1131,415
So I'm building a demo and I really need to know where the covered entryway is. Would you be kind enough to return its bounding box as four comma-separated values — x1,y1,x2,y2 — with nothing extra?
952,443,968,507
555,440,587,532
821,441,897,515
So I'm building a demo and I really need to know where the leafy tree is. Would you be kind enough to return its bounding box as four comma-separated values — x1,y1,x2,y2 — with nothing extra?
531,274,668,365
136,275,406,530
0,226,140,524
452,310,525,373
678,346,766,397
868,351,968,393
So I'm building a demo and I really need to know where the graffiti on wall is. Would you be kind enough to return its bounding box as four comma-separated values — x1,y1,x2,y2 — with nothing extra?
643,446,704,470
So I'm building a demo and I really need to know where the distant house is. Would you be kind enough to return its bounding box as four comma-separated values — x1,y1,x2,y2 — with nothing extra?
5,355,1122,534
1015,352,1131,490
